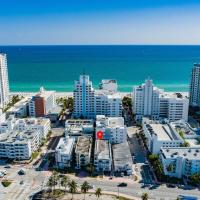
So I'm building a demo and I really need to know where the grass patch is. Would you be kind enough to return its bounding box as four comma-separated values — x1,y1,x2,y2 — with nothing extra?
1,180,12,187
31,151,40,160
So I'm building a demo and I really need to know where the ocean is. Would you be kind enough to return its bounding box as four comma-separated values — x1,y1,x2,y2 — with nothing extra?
0,45,200,92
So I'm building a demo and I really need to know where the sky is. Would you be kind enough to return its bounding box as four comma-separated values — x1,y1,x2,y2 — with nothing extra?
0,0,200,45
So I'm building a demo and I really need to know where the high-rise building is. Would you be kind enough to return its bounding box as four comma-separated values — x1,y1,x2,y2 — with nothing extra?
73,75,122,119
133,79,189,122
132,79,161,121
189,63,200,107
0,54,9,108
73,75,95,119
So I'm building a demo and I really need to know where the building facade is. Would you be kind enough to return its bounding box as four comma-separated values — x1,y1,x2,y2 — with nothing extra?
133,79,189,122
29,87,56,117
189,63,200,107
96,115,127,144
160,147,200,178
0,54,9,108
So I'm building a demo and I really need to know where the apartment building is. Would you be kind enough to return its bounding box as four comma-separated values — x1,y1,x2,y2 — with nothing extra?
96,115,127,144
0,130,40,160
55,135,75,169
29,87,56,117
160,147,200,178
75,136,92,169
0,54,9,108
133,79,189,122
94,140,112,172
142,118,184,154
189,63,200,107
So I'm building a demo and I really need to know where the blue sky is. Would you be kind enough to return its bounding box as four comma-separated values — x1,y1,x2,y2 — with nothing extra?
1,0,200,44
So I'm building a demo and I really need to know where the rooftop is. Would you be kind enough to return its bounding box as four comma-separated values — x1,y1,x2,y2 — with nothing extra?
95,140,111,160
56,136,75,155
75,136,92,155
161,147,200,160
113,142,132,169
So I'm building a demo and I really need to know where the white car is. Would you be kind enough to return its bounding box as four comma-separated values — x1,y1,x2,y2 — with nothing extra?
0,172,5,178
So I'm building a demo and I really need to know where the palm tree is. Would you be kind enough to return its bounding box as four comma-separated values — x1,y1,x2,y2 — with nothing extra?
95,188,102,200
68,180,78,200
47,176,56,196
52,171,59,193
81,181,90,200
61,175,70,193
141,192,148,200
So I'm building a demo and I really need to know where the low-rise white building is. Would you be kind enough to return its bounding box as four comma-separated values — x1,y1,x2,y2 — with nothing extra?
113,141,133,175
6,97,30,118
142,118,184,154
96,115,127,144
160,147,200,178
94,140,112,172
0,130,40,160
75,136,92,169
65,119,94,141
55,135,75,169
0,115,51,141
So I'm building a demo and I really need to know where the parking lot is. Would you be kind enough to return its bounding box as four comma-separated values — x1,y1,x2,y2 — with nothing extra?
127,127,154,184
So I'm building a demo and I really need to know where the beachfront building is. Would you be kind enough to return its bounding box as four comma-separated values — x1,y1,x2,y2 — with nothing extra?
142,118,184,154
133,79,189,122
189,63,200,107
28,87,56,117
0,130,40,160
65,119,94,141
112,141,133,175
99,79,118,93
73,75,95,119
73,75,122,119
0,54,9,108
132,79,161,121
160,147,200,178
94,91,122,117
75,136,92,169
94,139,112,172
6,97,30,118
96,115,127,144
55,135,75,169
159,93,189,122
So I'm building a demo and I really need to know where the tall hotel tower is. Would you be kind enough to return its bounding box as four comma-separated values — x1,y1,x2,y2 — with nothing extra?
0,54,9,108
189,63,200,107
73,75,95,119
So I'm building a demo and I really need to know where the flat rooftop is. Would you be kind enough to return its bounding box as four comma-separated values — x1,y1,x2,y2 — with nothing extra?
161,147,200,160
75,136,92,155
95,140,111,160
113,141,132,168
56,136,75,155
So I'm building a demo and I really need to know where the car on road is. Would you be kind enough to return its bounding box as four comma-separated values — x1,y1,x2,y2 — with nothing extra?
118,182,127,187
0,172,5,178
166,184,176,188
4,165,11,169
20,180,24,185
18,168,26,175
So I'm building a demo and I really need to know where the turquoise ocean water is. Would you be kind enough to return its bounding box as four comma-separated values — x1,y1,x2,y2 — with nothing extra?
0,45,200,92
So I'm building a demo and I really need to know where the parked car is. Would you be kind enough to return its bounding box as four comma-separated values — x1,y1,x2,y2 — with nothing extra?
118,182,127,187
20,180,24,185
166,184,176,188
0,172,5,178
18,168,26,175
4,165,11,169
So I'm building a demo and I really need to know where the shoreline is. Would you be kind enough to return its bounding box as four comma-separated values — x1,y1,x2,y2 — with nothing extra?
10,91,189,98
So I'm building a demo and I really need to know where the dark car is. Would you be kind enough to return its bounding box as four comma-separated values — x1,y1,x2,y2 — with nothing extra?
4,165,11,169
167,184,176,188
118,182,127,187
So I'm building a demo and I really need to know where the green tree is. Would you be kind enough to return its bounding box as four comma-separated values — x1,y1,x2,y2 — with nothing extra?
68,180,78,200
141,192,148,200
61,175,70,192
47,176,56,195
52,171,59,193
189,173,200,185
81,181,90,200
95,188,102,200
181,141,190,147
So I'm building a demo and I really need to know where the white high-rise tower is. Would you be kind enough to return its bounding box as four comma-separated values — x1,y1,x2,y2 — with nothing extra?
0,54,9,108
189,63,200,107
